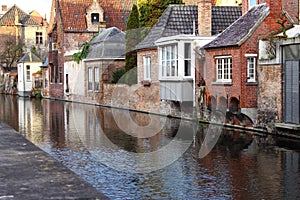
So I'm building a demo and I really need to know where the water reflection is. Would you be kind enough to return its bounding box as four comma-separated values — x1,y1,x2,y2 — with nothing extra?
0,94,300,199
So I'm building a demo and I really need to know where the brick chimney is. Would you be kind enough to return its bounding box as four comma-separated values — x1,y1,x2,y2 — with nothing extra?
198,0,212,36
2,5,7,12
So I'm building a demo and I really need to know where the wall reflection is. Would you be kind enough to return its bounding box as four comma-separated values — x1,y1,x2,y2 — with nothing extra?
0,94,299,199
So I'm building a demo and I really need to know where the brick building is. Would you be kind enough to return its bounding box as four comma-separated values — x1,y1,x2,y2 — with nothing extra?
135,1,241,111
0,4,48,70
202,0,296,122
47,0,134,99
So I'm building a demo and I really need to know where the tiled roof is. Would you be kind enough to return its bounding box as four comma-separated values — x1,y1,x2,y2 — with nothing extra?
86,27,126,59
203,4,269,49
135,5,198,50
57,0,134,32
212,6,242,35
135,5,242,50
18,52,42,63
0,4,41,26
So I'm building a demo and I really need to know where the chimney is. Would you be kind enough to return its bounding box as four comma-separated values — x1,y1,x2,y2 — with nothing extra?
14,8,19,25
198,0,212,36
2,5,7,12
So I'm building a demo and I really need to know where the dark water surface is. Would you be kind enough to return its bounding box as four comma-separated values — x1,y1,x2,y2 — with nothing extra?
1,94,300,200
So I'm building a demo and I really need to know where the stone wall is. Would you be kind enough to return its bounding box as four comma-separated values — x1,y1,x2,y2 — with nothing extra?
257,64,282,130
101,82,161,114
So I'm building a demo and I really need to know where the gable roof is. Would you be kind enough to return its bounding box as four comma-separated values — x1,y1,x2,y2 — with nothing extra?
56,0,133,32
135,5,198,50
135,4,242,51
18,52,42,63
0,5,41,26
203,3,269,49
86,27,126,59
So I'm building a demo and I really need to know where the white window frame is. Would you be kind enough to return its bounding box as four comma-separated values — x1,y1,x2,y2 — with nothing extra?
245,54,257,83
36,32,43,44
26,65,31,81
143,56,151,81
184,43,192,77
94,67,99,91
88,67,93,91
159,44,178,79
215,56,232,83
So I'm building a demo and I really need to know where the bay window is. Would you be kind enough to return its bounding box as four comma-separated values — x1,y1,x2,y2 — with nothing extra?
184,43,191,77
160,44,178,78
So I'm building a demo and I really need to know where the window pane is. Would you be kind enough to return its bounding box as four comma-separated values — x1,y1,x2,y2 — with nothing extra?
143,56,151,80
162,47,165,60
171,61,176,76
216,57,232,81
184,43,191,59
184,60,191,76
94,67,99,91
26,65,30,81
162,61,165,77
167,46,171,60
92,13,99,23
88,68,92,90
166,61,170,76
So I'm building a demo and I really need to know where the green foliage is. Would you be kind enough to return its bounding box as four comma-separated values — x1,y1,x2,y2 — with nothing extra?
112,68,127,84
125,67,137,85
125,4,140,72
31,46,40,58
138,0,183,28
73,41,90,64
111,67,137,85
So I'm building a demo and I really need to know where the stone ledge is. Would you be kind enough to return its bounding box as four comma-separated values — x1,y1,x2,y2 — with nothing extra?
275,123,300,130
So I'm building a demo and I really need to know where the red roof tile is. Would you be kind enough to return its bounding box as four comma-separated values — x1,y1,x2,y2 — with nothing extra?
58,0,134,31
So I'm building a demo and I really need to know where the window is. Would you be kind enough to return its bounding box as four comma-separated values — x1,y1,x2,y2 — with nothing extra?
215,56,232,82
184,43,191,77
91,13,99,24
88,67,93,91
143,56,151,80
160,44,178,78
94,67,99,91
26,65,30,81
58,67,63,83
246,54,256,82
36,32,43,44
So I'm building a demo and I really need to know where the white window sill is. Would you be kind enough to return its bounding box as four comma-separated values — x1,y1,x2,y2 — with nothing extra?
212,81,232,85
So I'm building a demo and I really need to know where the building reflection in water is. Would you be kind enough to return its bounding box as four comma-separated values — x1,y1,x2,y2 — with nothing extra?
0,94,299,199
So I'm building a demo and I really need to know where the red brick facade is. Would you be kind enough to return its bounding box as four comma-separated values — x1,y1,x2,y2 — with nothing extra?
205,0,292,113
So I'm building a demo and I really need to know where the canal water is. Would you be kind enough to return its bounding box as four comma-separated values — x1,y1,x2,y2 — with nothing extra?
0,94,300,199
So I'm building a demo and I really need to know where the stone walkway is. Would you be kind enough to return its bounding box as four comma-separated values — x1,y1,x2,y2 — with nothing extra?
0,121,108,200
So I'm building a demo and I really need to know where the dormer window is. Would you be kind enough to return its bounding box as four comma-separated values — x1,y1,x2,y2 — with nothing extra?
91,13,99,24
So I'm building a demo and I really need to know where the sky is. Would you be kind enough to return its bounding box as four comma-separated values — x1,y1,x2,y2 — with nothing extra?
1,0,52,21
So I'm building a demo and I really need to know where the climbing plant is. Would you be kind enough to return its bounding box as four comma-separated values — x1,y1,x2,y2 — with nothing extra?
73,41,90,64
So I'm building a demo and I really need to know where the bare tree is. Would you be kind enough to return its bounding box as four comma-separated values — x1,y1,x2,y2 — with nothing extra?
0,39,24,71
